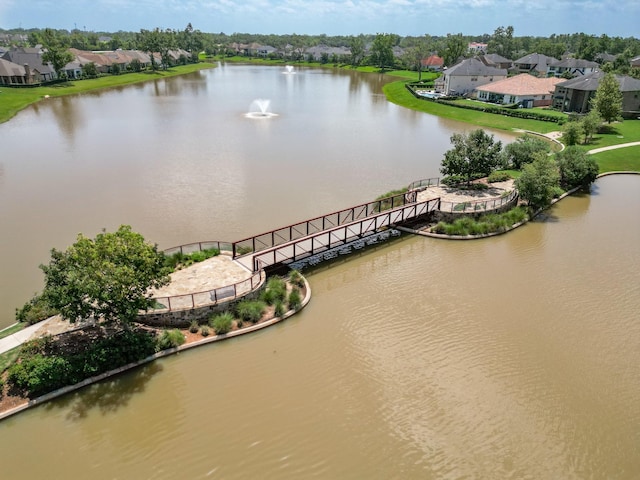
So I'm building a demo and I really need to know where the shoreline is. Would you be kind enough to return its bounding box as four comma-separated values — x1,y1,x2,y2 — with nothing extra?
0,276,311,421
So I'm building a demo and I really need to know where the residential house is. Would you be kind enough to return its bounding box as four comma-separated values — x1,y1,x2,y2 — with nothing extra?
0,57,37,85
68,48,113,73
595,52,617,64
435,58,507,96
512,53,559,77
421,54,444,71
1,47,56,81
475,73,563,107
62,59,83,79
305,45,350,61
468,42,488,54
552,71,640,115
479,53,513,70
547,58,599,78
631,56,640,69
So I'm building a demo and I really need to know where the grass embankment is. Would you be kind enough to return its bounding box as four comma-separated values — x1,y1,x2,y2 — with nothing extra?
591,145,640,173
0,62,215,124
0,323,26,340
383,81,561,134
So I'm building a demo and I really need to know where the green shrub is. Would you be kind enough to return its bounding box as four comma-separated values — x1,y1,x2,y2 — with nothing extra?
189,320,200,334
211,312,234,334
432,206,528,236
7,329,157,396
15,294,58,325
437,99,566,124
8,354,71,397
164,248,220,270
374,188,409,211
201,326,210,337
274,301,285,317
551,186,565,198
156,329,185,351
260,277,287,305
235,300,266,324
288,289,302,311
288,270,305,288
487,171,512,183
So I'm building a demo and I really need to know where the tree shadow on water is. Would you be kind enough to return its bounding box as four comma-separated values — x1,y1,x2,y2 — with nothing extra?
44,362,163,421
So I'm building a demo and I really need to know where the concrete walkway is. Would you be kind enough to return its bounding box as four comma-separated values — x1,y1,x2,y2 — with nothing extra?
587,141,640,155
0,318,56,355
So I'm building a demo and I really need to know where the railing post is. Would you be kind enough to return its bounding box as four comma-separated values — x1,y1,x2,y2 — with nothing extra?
167,297,172,312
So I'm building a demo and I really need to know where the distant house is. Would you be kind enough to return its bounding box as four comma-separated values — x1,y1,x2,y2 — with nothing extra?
1,47,56,81
305,45,350,61
69,48,113,74
552,71,640,115
0,57,37,85
475,74,563,107
479,53,512,70
435,58,507,96
631,56,640,69
421,54,444,71
547,58,599,78
512,53,559,77
468,42,488,54
595,52,617,64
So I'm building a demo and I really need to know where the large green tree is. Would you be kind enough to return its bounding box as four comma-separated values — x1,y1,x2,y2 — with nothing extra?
591,73,623,123
40,28,74,79
440,129,503,185
556,146,599,189
442,33,466,67
349,35,365,67
40,225,171,324
370,33,395,70
515,153,560,210
503,134,550,169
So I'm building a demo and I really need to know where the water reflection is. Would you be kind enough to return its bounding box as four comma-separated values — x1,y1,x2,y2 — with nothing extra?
43,363,163,421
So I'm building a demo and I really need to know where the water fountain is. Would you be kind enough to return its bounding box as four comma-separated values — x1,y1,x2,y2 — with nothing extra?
245,99,278,119
283,65,296,74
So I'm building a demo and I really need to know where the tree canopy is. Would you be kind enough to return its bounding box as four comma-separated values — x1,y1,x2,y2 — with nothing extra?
591,73,623,123
556,146,599,189
370,33,395,70
514,153,560,210
40,28,74,78
503,134,551,169
40,225,171,324
440,129,503,185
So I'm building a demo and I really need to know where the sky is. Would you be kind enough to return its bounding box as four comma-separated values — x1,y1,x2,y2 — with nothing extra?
0,0,637,38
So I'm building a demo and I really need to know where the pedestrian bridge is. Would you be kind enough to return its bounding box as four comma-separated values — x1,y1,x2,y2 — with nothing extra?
233,192,440,272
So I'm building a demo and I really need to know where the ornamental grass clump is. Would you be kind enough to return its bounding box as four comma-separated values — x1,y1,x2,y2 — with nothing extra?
288,270,305,288
189,320,200,334
210,312,234,334
235,300,266,324
260,277,287,305
288,289,302,311
156,329,186,351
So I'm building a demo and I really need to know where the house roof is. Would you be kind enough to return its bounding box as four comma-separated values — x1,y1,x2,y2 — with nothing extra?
481,53,512,64
1,48,55,74
445,57,507,77
476,73,563,96
513,53,559,72
0,57,25,77
550,58,599,69
557,71,640,92
422,54,444,67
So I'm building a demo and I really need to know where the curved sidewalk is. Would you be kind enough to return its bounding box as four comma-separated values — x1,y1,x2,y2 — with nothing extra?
587,141,640,155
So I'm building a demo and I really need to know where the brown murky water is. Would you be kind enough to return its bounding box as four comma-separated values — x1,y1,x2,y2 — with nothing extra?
0,66,639,479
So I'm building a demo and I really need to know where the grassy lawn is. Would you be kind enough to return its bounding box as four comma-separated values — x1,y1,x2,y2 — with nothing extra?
590,145,640,173
383,81,561,134
0,62,215,124
577,121,640,150
0,347,20,374
0,323,26,340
